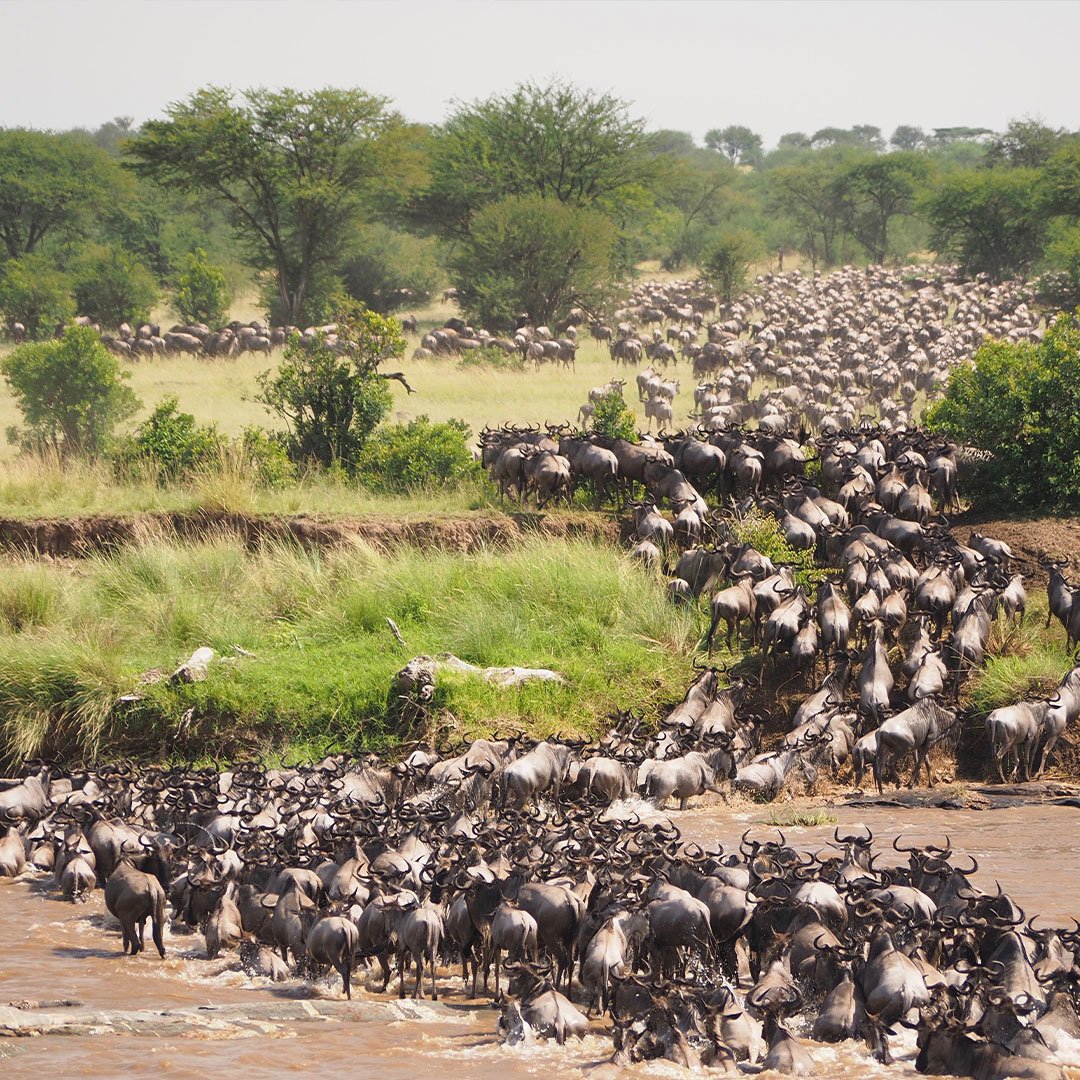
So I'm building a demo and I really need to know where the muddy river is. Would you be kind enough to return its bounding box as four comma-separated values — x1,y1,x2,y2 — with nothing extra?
3,800,1080,1079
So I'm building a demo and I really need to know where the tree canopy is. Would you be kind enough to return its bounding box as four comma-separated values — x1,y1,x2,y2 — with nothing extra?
127,87,405,325
418,81,654,240
451,194,617,328
0,129,121,258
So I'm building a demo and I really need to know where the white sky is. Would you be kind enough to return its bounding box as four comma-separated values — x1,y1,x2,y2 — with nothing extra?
2,0,1076,145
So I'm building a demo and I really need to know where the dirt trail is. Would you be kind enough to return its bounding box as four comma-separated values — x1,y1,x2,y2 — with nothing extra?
0,509,620,558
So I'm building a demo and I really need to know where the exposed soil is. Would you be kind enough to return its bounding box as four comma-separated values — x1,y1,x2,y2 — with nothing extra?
0,509,620,558
949,511,1080,586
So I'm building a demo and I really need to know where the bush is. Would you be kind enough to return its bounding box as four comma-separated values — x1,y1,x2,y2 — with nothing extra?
731,510,820,589
1,325,140,455
591,389,637,442
239,427,296,488
255,299,404,472
174,248,230,327
72,245,158,329
113,396,223,481
357,416,480,492
339,224,443,313
451,193,618,329
925,310,1080,512
0,255,75,339
260,267,347,329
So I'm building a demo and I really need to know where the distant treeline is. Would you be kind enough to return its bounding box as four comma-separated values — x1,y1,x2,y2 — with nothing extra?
1,85,1079,333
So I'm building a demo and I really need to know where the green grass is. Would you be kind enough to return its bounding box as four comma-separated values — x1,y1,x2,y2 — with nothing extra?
965,602,1075,715
0,534,702,766
0,290,645,464
0,448,504,519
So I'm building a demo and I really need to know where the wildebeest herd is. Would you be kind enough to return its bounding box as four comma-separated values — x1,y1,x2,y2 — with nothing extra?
1,743,1079,1077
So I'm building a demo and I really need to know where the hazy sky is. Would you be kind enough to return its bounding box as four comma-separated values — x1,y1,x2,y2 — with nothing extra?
2,0,1075,145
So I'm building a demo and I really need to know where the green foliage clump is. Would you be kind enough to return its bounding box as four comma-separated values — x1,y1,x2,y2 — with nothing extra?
339,224,442,313
114,396,223,481
1,325,140,455
0,255,75,338
255,300,404,472
925,310,1080,512
1038,223,1080,310
591,389,637,442
731,510,819,589
702,230,761,302
357,415,480,493
925,168,1045,281
452,193,618,329
174,247,229,327
238,427,297,488
73,244,158,328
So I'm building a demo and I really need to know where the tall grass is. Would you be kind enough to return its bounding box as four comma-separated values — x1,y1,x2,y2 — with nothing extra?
0,535,699,765
965,603,1075,715
0,448,501,519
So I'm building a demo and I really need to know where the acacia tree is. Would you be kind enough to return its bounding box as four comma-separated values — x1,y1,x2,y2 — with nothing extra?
704,125,763,168
768,156,849,268
0,129,120,258
837,152,929,263
127,87,404,325
419,80,654,240
925,168,1045,280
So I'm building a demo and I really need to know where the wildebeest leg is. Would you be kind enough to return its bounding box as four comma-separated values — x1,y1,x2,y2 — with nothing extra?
398,948,407,999
120,919,133,954
413,950,424,999
430,950,438,1001
493,945,501,1000
151,916,165,959
376,951,391,993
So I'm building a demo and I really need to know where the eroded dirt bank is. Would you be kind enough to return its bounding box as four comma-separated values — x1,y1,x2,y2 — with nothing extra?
0,509,620,558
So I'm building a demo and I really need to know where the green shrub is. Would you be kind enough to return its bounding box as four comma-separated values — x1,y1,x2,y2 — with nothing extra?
1,325,140,455
339,224,443,313
358,416,480,493
72,245,158,328
731,510,820,589
255,300,403,472
925,310,1080,512
174,248,230,327
0,255,75,339
240,427,296,488
701,229,761,302
114,396,224,481
260,267,347,329
591,389,637,442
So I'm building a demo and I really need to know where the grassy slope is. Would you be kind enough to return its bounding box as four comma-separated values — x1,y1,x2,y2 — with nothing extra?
0,535,715,766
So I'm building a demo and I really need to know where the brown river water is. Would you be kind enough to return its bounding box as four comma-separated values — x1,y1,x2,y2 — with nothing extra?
3,800,1080,1079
